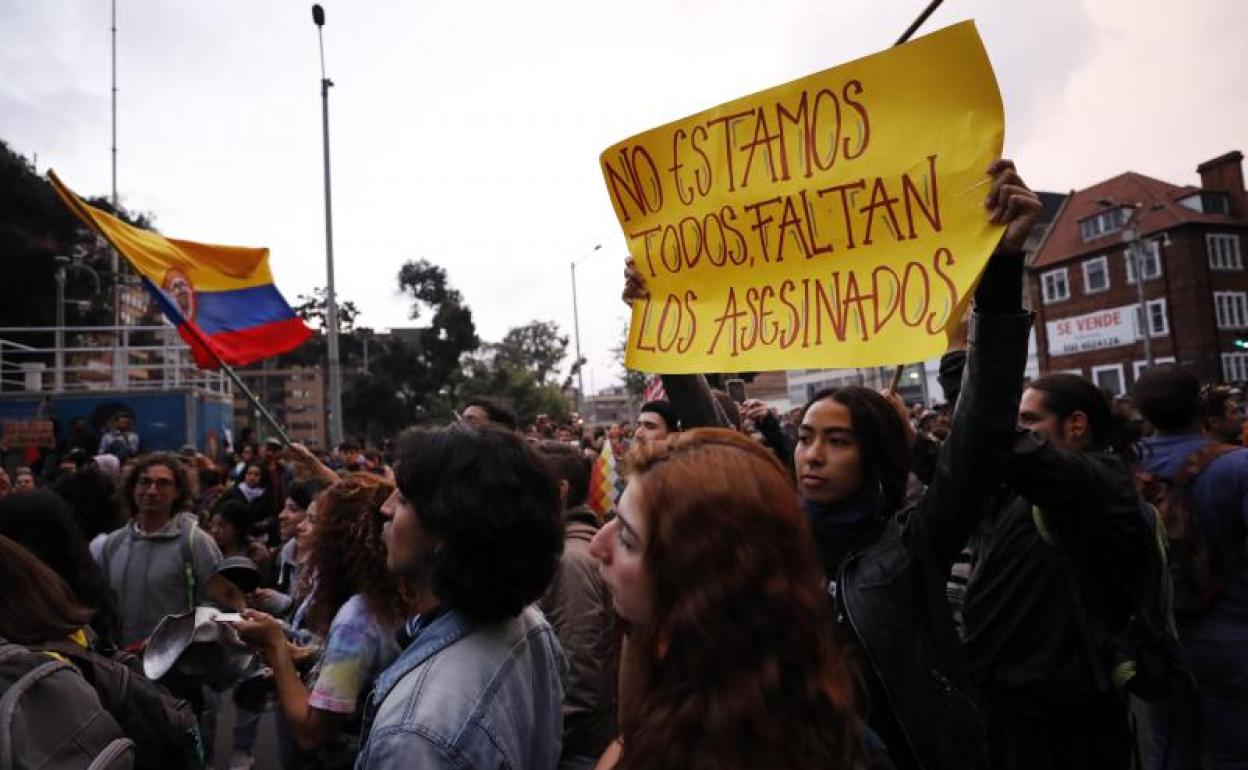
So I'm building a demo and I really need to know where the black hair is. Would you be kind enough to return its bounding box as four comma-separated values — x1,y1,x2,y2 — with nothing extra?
639,400,680,433
211,498,254,537
394,424,563,623
1029,373,1134,458
536,440,591,509
287,478,328,511
800,386,911,514
461,396,519,432
198,467,222,489
0,491,122,646
49,467,124,542
1132,365,1204,433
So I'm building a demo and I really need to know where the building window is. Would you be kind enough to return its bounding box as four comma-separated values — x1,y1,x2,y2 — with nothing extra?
1081,256,1110,294
1223,353,1248,383
1124,240,1163,283
1042,268,1070,304
1208,234,1243,271
1134,299,1170,337
1092,364,1126,396
1215,292,1248,329
1132,357,1177,382
1079,208,1130,241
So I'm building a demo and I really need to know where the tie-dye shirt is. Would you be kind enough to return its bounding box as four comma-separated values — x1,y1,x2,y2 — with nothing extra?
307,594,400,715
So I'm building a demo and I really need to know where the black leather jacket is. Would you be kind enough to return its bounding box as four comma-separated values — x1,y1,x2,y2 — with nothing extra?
836,261,1032,770
660,255,1032,769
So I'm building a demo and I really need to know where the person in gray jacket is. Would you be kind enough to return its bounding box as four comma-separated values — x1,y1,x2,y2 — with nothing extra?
357,424,567,770
91,452,222,648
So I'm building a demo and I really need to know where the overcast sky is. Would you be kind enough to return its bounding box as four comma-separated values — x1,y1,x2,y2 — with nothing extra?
3,0,1245,394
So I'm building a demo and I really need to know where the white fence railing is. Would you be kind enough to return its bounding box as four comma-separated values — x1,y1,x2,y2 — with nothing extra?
0,326,230,395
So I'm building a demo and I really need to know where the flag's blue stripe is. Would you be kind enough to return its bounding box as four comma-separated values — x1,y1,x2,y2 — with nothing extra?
141,276,188,325
194,284,298,335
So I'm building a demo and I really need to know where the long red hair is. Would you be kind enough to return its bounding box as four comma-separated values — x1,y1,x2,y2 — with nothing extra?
617,428,866,770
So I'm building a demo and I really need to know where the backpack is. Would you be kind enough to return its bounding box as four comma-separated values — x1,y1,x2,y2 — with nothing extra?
1031,502,1187,702
1134,442,1239,621
27,641,203,770
0,639,134,770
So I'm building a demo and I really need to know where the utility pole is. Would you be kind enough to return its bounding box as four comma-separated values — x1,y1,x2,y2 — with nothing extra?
570,244,601,413
313,4,344,447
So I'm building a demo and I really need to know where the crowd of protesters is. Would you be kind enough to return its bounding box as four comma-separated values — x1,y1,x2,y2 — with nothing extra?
2,158,1247,770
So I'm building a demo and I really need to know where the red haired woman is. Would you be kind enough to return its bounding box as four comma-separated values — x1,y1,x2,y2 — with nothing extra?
589,429,873,770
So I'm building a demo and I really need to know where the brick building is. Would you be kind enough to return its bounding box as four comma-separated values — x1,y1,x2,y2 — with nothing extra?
1028,151,1248,394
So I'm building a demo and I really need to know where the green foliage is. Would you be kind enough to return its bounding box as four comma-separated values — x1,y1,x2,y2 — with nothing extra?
0,142,127,330
494,320,568,384
612,323,648,398
294,287,360,333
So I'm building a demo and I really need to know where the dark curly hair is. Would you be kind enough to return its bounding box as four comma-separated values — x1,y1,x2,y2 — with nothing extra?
393,424,563,623
0,490,122,647
121,452,194,517
305,473,409,637
616,429,866,770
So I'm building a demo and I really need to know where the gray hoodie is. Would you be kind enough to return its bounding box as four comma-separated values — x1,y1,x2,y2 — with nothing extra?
92,511,223,646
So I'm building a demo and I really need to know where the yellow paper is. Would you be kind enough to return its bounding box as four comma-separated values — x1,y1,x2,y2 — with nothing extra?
601,21,1004,374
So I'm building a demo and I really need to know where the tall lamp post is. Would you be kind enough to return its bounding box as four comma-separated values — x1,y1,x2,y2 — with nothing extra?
1097,198,1164,368
312,4,344,447
570,244,602,413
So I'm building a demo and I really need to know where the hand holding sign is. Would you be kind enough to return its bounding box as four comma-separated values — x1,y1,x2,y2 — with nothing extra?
603,21,1012,374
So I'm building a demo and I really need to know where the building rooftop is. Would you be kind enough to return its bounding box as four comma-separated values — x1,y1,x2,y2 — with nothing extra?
1031,170,1244,270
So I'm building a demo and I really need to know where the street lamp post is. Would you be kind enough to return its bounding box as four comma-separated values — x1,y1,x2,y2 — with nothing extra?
1097,198,1162,368
312,4,344,448
570,244,602,413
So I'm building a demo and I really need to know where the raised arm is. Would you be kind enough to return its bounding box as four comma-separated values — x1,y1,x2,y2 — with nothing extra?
907,160,1039,568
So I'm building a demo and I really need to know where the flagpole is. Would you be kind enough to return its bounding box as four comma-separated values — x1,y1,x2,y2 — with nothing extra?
46,171,294,446
887,0,944,394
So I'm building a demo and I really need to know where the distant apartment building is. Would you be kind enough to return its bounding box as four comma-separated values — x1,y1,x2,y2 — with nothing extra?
584,386,634,427
1028,151,1248,393
234,365,327,448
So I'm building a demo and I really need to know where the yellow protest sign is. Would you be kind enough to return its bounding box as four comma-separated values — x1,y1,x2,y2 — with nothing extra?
601,21,1004,374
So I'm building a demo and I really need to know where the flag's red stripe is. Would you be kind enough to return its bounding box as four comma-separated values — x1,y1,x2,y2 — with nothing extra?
178,317,312,369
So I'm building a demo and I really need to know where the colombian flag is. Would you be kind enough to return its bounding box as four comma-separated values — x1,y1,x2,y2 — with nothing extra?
49,172,311,369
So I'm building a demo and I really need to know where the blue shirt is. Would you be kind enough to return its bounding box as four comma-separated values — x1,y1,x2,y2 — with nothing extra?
1139,434,1248,641
355,605,567,770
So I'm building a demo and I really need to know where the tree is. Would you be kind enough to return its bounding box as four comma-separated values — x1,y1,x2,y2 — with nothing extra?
494,320,568,384
0,141,143,332
455,319,573,427
294,287,360,333
612,323,648,398
336,259,480,441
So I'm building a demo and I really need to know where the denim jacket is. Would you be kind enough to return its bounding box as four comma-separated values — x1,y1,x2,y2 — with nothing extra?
355,605,567,770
